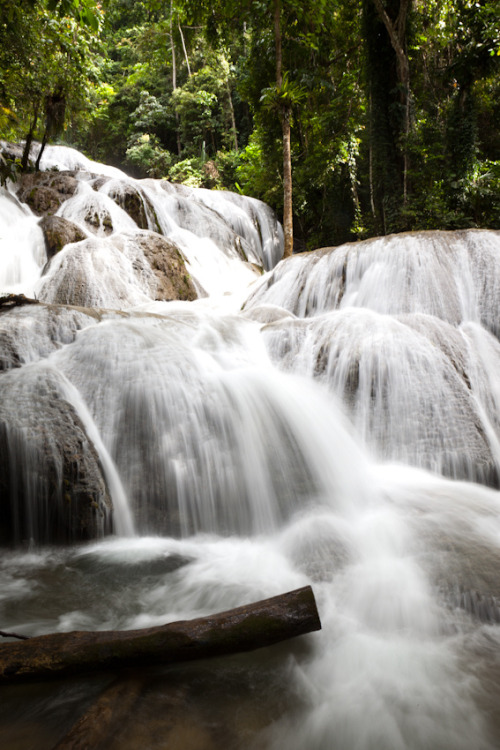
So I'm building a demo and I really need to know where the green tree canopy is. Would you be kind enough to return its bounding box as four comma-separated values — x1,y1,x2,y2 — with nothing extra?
0,0,498,242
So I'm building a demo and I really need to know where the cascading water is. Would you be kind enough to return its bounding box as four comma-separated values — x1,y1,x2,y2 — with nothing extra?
246,230,500,484
1,145,500,749
0,190,46,297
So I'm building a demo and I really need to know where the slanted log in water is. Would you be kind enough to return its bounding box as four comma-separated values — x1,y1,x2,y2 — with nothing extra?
0,586,320,684
52,675,148,750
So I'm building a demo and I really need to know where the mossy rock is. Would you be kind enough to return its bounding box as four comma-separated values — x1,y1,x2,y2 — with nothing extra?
16,171,79,216
133,231,198,302
39,215,87,258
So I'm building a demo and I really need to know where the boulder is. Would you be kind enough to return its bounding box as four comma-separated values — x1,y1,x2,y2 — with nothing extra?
0,141,24,162
0,367,112,545
39,215,87,259
16,171,79,216
132,232,198,302
103,181,160,232
83,206,114,235
37,232,198,309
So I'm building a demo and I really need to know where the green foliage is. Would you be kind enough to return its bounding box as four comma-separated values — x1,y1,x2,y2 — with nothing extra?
1,0,498,245
0,0,104,166
125,133,173,178
46,0,102,30
172,73,220,155
236,131,282,207
214,150,244,187
168,157,205,187
0,154,21,187
260,72,307,115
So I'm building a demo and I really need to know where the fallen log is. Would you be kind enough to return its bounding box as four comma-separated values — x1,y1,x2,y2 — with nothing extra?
0,586,320,684
0,629,29,640
0,293,39,311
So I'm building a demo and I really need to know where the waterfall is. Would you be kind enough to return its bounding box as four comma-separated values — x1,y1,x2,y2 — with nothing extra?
246,230,500,485
1,146,500,750
0,188,46,296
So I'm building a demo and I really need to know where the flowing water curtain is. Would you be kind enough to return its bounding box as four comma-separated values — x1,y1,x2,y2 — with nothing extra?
245,230,500,484
50,310,371,536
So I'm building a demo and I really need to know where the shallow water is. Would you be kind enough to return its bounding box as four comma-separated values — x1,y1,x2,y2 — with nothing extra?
2,469,500,749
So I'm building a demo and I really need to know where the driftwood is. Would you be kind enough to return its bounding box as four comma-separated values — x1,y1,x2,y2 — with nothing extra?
0,629,29,640
0,586,320,684
0,293,39,311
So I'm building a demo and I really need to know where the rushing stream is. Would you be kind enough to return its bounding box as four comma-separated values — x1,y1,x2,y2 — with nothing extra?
1,145,500,749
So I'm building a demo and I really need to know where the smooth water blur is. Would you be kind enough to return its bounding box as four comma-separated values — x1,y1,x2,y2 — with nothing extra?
260,308,500,484
1,148,500,749
45,307,370,535
0,188,46,296
2,469,500,749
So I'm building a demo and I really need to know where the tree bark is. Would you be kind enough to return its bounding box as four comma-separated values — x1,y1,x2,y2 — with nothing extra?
226,79,238,151
282,112,293,258
274,0,293,258
170,0,177,91
21,103,39,171
0,294,40,311
35,129,49,172
0,586,321,684
169,0,182,156
178,23,191,77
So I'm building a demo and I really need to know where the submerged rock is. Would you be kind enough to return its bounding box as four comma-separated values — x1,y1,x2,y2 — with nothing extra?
243,230,500,335
0,367,112,545
261,308,500,488
36,236,152,308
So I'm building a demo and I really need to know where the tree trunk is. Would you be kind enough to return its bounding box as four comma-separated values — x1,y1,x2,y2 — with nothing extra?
274,0,293,258
170,0,177,91
178,23,191,77
0,586,321,684
368,91,376,219
21,104,39,171
226,79,238,151
169,0,182,156
35,129,49,172
282,112,293,257
371,0,411,203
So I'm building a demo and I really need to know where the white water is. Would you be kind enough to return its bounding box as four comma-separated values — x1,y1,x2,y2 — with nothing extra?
1,147,500,749
0,188,46,297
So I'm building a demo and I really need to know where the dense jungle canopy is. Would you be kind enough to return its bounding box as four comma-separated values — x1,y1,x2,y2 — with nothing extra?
0,0,499,249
